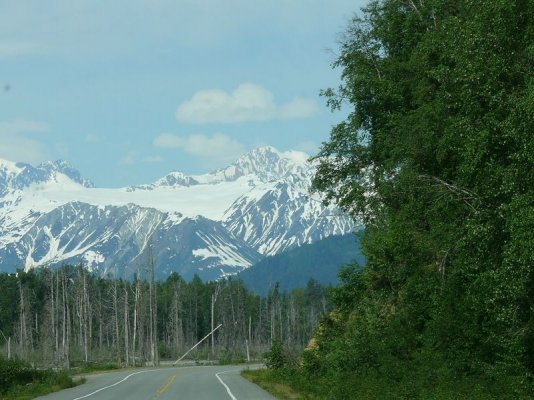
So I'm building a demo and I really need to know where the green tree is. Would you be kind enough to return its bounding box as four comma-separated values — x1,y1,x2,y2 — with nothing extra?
310,0,534,396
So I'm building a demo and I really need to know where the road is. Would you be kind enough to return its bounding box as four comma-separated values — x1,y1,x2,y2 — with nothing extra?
36,365,277,400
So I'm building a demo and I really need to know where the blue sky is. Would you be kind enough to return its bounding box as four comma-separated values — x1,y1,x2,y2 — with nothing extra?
0,0,366,187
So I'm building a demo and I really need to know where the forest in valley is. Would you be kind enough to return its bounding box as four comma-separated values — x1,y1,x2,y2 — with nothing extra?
0,264,329,367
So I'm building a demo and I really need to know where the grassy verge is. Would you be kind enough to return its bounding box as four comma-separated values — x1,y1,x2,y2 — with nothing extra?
241,369,316,400
70,361,120,375
0,357,85,400
243,367,533,400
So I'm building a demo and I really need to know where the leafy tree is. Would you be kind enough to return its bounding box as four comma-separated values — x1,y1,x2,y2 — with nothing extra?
309,0,534,396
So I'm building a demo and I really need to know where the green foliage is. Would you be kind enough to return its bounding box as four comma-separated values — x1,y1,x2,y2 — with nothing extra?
0,274,18,339
0,357,76,399
0,357,39,393
264,340,291,370
71,361,120,374
218,349,246,365
296,0,534,397
241,369,310,400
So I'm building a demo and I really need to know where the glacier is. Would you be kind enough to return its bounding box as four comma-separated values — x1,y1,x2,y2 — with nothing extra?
0,146,356,280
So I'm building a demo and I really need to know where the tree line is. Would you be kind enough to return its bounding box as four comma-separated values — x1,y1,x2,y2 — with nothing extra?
0,265,330,367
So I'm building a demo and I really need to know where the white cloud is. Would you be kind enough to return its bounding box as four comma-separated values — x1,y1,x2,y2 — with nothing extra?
0,119,48,134
153,132,245,164
0,119,51,164
85,134,102,143
176,83,318,124
280,97,320,119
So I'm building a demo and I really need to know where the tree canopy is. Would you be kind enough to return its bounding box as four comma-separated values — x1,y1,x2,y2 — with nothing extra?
304,0,534,397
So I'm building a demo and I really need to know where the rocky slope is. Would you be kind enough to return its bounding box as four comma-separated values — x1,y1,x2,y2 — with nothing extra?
0,146,356,280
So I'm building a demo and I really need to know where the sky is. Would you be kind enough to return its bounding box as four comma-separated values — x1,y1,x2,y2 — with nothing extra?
0,0,366,187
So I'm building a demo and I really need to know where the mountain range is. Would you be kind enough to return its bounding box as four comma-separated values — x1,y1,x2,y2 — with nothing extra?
0,146,356,280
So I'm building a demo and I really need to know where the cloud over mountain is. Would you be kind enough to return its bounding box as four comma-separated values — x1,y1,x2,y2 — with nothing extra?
176,83,318,124
153,132,245,165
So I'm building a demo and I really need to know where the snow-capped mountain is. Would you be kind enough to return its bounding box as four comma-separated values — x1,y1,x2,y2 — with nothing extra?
0,159,93,197
0,146,356,280
201,146,310,185
223,182,354,255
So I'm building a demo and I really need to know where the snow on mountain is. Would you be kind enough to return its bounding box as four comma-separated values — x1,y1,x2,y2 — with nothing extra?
0,202,261,280
194,146,310,185
9,175,257,221
0,146,356,280
0,159,93,196
0,159,23,196
223,182,354,255
128,171,199,191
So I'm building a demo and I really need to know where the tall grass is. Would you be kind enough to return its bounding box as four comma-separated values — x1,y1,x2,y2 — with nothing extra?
0,357,79,400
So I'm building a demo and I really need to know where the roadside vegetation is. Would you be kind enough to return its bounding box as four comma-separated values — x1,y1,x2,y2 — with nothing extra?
244,0,534,398
0,357,81,400
242,369,310,400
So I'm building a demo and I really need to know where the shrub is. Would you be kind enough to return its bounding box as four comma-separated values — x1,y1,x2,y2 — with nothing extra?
264,340,290,370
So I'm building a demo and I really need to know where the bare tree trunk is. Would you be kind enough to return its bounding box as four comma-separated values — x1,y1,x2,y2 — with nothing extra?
153,278,158,366
211,283,221,355
132,277,140,366
124,284,129,366
171,281,183,356
62,273,66,364
83,271,89,363
270,300,275,343
61,271,70,368
258,299,262,348
248,315,252,346
113,280,121,365
34,311,38,351
49,271,56,361
149,272,154,365
78,280,83,349
98,294,103,350
55,271,60,360
278,300,283,341
18,278,27,356
148,244,158,366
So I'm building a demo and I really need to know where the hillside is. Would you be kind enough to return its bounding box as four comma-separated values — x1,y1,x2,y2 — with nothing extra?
238,233,364,295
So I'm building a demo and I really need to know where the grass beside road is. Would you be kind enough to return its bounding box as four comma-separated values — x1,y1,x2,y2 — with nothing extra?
0,357,85,400
70,360,120,375
243,366,533,400
241,368,315,400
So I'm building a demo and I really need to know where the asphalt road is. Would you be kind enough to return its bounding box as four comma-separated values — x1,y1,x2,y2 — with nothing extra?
36,365,277,400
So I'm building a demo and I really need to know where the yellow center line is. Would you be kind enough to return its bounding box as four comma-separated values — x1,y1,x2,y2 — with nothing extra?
152,373,177,399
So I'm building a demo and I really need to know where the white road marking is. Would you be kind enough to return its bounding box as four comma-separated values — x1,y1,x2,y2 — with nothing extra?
71,367,182,400
215,370,238,400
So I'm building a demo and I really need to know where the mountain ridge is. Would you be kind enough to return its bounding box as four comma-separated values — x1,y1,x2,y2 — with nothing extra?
0,146,356,280
239,233,365,296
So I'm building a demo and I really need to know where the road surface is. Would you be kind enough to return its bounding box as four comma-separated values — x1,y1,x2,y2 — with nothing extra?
36,365,277,400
